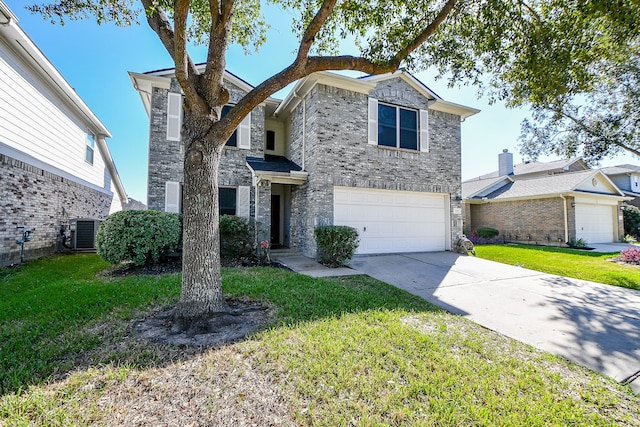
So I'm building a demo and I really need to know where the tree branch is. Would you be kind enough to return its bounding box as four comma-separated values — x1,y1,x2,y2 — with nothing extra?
141,0,206,113
553,107,640,157
296,0,339,61
220,0,460,140
389,0,458,65
203,0,233,103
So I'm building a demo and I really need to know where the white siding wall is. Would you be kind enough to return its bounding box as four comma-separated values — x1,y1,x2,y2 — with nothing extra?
0,41,108,189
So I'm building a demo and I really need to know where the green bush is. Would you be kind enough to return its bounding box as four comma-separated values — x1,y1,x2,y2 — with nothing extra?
622,204,640,237
314,225,360,267
96,210,182,266
219,215,254,258
476,227,500,238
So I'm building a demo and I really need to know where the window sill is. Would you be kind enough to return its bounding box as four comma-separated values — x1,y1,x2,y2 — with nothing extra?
375,145,424,154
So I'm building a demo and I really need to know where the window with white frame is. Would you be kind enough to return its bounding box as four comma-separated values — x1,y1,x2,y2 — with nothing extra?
378,103,418,150
368,98,429,152
85,132,95,164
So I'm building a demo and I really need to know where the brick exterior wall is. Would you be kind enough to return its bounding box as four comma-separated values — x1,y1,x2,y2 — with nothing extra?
288,78,463,257
147,78,264,219
147,74,465,257
466,197,572,246
0,154,112,266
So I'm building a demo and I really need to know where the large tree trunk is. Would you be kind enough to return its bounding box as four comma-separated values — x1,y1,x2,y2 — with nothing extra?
175,138,228,319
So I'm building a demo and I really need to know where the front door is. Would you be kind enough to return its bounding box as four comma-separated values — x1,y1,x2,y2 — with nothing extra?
270,195,281,246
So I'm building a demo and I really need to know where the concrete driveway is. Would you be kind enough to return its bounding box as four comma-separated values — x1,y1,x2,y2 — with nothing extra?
349,252,640,391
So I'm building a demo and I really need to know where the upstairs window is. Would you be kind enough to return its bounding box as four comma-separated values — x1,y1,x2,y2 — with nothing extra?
222,105,238,147
368,98,429,152
85,133,95,164
221,105,251,149
378,103,418,150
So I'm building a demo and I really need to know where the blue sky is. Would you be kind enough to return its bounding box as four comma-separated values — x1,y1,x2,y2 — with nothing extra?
11,3,638,203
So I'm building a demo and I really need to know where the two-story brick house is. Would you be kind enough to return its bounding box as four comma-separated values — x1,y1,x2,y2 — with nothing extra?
130,67,478,257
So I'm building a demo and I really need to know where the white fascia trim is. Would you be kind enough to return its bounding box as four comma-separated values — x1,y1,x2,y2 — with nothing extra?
0,6,110,137
274,72,376,117
0,1,17,23
95,136,128,205
361,71,442,101
0,140,115,197
465,176,514,199
129,71,172,117
430,99,480,121
470,191,629,204
572,192,632,203
144,66,255,93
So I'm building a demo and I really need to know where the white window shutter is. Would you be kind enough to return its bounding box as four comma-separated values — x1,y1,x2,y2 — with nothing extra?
419,109,429,153
165,181,181,213
237,112,251,149
166,92,182,141
368,98,378,145
236,186,250,219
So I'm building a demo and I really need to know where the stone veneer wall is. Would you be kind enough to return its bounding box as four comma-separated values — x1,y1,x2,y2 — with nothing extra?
0,154,112,266
468,197,571,246
288,77,463,257
147,78,266,227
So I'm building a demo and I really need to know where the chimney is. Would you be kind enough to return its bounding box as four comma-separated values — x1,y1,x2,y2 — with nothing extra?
498,149,514,176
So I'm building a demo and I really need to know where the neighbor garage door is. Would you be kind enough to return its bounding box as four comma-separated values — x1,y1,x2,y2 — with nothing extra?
333,187,448,254
575,202,615,243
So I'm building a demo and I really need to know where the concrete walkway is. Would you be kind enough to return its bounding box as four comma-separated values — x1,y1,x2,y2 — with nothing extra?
349,252,640,391
274,253,364,278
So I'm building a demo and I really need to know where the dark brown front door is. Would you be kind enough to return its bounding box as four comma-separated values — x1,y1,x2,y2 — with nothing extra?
270,195,280,245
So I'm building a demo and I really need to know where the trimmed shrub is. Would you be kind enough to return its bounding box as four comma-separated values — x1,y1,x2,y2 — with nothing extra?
219,215,254,258
569,237,589,249
96,210,182,266
619,246,640,265
314,225,360,267
623,204,640,237
476,227,500,238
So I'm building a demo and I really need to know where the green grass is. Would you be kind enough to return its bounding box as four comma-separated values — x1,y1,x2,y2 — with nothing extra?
0,254,180,395
1,254,638,426
475,244,640,290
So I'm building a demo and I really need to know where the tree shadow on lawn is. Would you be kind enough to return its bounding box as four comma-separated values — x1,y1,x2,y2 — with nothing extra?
1,263,439,396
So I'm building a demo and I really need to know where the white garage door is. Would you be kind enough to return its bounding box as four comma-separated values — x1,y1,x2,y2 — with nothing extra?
575,203,615,243
333,187,448,254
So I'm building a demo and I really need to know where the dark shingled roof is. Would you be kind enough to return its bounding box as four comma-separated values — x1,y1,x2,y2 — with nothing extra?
246,155,302,173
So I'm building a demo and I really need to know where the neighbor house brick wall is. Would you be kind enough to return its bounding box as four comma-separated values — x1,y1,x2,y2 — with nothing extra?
288,77,463,257
0,154,112,266
468,197,570,246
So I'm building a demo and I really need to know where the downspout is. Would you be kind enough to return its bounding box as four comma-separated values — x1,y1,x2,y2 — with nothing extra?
254,173,260,250
302,97,306,171
560,195,569,244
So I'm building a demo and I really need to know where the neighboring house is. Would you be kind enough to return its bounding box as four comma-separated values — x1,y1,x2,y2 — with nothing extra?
130,67,479,257
462,150,629,246
601,164,640,208
0,1,128,266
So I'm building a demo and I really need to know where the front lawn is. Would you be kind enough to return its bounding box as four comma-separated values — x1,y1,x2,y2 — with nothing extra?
475,244,640,291
1,254,638,426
